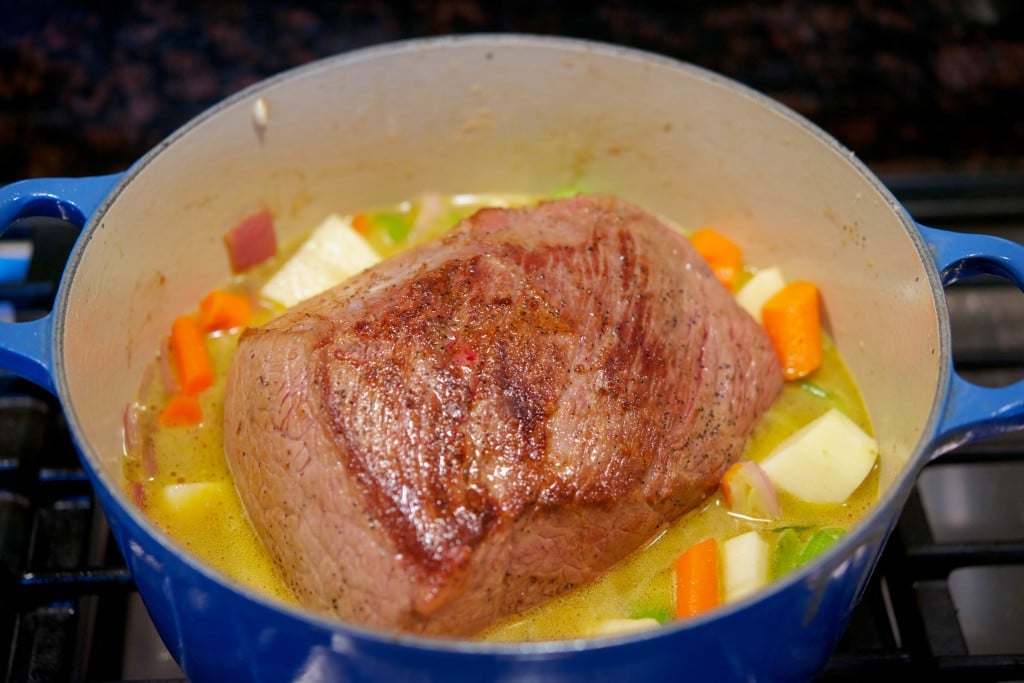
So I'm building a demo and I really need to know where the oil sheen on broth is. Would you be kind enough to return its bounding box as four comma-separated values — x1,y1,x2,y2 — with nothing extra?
122,192,876,641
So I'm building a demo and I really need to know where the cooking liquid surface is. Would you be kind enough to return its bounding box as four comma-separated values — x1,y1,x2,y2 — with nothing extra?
122,193,875,641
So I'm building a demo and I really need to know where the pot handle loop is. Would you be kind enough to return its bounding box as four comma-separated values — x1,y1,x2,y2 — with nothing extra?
919,223,1024,454
0,174,123,394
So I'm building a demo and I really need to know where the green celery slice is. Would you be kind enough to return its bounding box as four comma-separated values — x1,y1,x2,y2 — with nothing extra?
372,212,412,243
798,380,830,400
771,528,802,579
630,604,672,624
796,527,845,567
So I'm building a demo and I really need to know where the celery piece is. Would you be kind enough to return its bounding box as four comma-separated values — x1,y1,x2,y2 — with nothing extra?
796,527,845,567
798,379,851,415
547,185,588,199
630,604,672,624
373,212,412,243
798,380,830,401
771,527,802,579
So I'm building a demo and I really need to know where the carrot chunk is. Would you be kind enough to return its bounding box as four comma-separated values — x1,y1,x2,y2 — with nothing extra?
169,316,214,395
690,228,743,291
158,393,203,427
761,280,823,381
352,212,371,236
198,290,252,332
675,537,721,618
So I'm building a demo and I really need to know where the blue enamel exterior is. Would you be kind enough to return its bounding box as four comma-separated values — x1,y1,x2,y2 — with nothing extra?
91,439,894,682
0,174,121,393
917,225,1024,453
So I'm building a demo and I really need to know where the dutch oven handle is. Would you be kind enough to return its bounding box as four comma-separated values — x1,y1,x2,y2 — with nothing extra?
919,223,1024,455
0,174,123,394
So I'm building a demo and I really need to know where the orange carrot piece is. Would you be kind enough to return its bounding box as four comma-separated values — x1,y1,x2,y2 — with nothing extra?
690,228,743,291
169,316,214,395
158,393,203,427
720,461,746,510
352,212,371,236
198,289,252,332
675,537,721,618
761,280,823,381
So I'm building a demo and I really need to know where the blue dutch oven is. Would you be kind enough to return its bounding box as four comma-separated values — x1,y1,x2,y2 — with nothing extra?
1,35,1023,682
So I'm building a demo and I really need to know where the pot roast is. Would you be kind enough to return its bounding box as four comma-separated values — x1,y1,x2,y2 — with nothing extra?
223,193,783,636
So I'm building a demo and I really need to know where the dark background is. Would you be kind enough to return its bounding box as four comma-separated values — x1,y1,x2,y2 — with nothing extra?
1,0,1023,184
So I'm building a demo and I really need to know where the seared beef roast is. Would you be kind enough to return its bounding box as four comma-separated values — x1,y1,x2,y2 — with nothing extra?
223,194,783,636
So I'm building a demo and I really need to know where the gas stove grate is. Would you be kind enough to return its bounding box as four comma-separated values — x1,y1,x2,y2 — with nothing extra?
2,171,1024,682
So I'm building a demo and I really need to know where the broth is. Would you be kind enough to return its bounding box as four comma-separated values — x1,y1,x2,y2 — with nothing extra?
122,192,875,640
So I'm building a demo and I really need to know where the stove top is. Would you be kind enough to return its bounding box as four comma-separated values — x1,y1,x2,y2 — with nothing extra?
2,170,1024,682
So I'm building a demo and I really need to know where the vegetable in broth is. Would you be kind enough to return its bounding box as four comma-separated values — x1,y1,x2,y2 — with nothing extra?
122,191,877,641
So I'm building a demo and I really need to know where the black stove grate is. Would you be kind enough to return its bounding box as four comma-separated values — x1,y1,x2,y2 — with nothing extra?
2,171,1024,682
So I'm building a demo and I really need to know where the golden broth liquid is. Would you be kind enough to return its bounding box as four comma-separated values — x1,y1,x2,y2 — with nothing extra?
122,192,875,641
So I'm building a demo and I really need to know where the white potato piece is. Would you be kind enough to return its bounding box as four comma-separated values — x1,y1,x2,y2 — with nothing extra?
735,266,786,323
261,213,381,307
589,618,661,637
759,408,879,504
160,481,229,512
722,531,770,604
157,481,241,533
